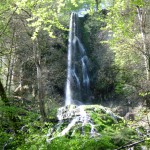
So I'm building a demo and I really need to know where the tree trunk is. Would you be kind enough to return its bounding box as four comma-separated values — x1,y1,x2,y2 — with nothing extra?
8,55,15,95
0,79,9,105
136,6,150,80
36,62,47,121
33,40,47,121
148,57,150,80
6,28,15,94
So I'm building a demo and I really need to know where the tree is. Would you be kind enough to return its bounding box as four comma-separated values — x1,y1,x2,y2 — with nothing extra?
33,38,47,121
94,0,150,106
136,2,150,80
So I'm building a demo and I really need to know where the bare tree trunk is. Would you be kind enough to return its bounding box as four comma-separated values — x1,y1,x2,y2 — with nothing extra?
6,28,15,94
8,54,15,95
136,6,150,80
36,62,47,121
33,40,47,121
14,66,24,96
6,61,10,92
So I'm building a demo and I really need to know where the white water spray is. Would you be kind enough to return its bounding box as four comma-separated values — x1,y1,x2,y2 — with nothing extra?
65,13,90,105
65,13,74,105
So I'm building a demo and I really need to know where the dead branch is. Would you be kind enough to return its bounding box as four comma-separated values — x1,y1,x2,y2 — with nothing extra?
116,139,145,150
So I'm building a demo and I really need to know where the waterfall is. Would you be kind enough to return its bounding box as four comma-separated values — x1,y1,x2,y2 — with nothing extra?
65,13,74,106
65,13,90,106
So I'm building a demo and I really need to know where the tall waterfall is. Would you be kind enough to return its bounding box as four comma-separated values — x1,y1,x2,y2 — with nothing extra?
65,13,90,105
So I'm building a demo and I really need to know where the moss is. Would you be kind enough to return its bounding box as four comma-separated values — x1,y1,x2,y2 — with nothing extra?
46,105,140,149
83,124,91,134
145,139,150,149
97,123,107,132
112,134,126,146
48,136,116,150
3,104,142,150
70,125,83,137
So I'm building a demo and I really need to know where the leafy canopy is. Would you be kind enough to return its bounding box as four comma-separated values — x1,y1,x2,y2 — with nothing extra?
14,0,95,40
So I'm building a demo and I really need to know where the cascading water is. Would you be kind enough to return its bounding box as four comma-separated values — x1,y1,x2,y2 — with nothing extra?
65,13,74,106
46,13,135,147
65,13,90,106
46,104,122,142
46,13,98,143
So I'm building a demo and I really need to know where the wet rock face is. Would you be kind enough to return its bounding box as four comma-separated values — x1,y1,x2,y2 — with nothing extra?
57,105,122,121
124,112,135,121
47,105,123,143
57,105,78,120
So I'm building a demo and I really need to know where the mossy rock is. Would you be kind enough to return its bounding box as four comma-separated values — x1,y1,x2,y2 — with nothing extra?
46,105,140,149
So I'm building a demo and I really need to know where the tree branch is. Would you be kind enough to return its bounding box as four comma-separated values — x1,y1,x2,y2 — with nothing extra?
0,7,18,37
116,139,145,150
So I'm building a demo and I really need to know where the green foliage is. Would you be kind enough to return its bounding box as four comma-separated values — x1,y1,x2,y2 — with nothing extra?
15,0,66,40
0,0,150,149
16,128,48,150
47,105,139,149
0,111,52,149
139,92,150,97
0,105,26,115
0,104,143,150
46,119,138,150
0,0,15,36
48,136,115,150
0,131,12,150
14,0,95,40
45,98,61,121
145,138,150,148
93,0,150,100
